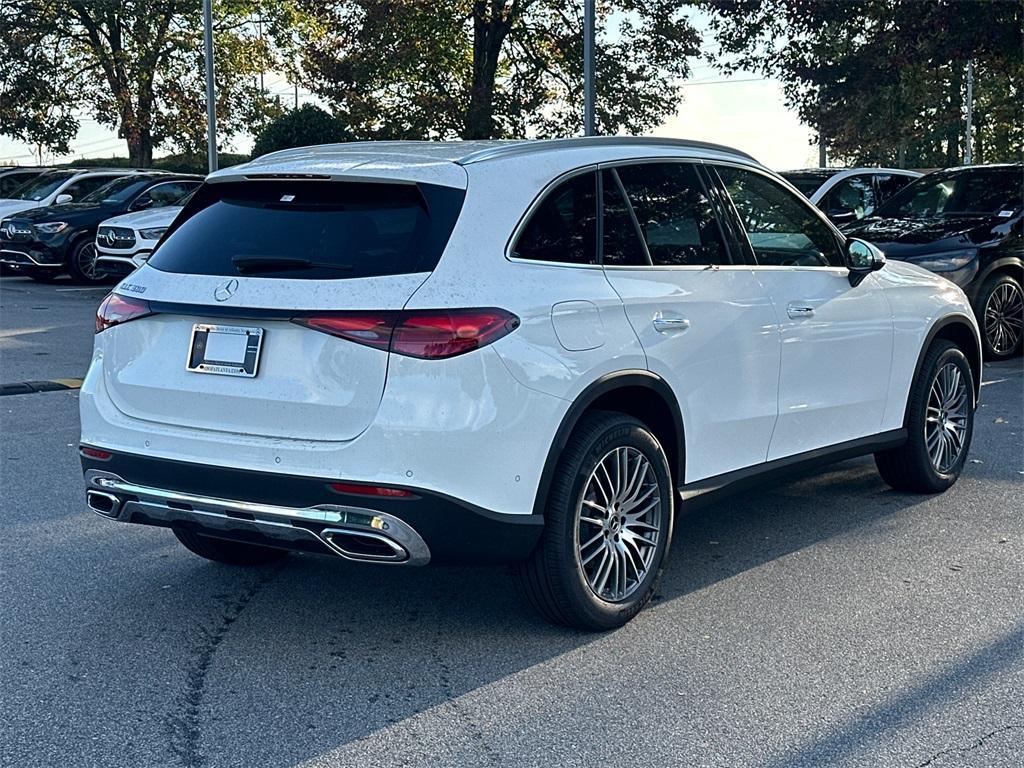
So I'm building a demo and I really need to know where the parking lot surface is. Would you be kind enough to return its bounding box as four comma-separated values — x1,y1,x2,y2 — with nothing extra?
1,275,1022,768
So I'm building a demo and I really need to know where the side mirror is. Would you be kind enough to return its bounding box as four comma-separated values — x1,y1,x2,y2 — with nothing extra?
828,208,857,224
54,193,73,205
846,238,885,286
130,195,153,211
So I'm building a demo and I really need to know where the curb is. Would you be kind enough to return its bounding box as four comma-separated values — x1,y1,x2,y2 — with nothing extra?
0,379,84,397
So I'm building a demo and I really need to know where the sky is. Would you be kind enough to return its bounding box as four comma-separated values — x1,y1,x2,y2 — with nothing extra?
0,11,819,172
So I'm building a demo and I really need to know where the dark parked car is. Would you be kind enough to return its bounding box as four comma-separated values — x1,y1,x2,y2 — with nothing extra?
0,173,202,283
844,164,1023,359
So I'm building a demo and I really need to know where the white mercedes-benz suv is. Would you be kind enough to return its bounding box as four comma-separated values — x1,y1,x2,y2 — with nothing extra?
81,138,981,629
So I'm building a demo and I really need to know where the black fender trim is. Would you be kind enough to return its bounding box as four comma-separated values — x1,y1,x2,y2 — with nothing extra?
967,256,1023,302
532,370,686,516
911,313,983,405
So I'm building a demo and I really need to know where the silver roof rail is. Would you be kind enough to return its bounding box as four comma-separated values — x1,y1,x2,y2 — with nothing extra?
456,136,759,165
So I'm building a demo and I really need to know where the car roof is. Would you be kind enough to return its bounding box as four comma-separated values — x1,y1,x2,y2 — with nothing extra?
214,137,762,189
782,167,920,175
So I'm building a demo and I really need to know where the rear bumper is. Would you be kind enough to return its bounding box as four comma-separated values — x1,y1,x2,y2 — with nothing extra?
82,450,544,565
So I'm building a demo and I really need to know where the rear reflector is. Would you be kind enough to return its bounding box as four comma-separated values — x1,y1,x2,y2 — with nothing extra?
294,308,519,359
96,293,152,333
329,482,416,498
80,446,112,460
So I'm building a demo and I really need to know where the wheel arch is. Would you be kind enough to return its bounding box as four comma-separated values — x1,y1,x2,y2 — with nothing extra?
977,256,1023,287
913,314,982,405
532,370,685,516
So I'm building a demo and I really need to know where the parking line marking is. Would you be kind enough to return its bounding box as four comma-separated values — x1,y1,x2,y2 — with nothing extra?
0,379,83,396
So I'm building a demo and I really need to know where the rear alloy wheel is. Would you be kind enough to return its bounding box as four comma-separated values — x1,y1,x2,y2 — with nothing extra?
978,273,1023,359
515,411,673,630
67,238,106,284
173,528,290,566
875,339,974,493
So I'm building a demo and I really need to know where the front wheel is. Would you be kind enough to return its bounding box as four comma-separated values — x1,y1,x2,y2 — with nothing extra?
515,411,674,630
977,273,1023,359
66,238,106,284
875,340,974,493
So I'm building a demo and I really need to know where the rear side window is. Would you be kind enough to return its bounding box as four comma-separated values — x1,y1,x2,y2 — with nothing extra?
601,170,647,266
875,174,914,204
512,172,598,265
149,180,466,280
616,163,727,267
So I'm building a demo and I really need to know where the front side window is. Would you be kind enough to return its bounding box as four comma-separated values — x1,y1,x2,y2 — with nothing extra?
824,175,877,220
513,172,598,265
615,162,727,267
716,166,844,268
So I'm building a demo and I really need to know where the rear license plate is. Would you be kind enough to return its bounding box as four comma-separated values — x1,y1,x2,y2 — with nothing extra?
187,324,263,378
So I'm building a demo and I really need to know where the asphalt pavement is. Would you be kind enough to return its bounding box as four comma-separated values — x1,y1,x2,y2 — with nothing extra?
1,274,1022,768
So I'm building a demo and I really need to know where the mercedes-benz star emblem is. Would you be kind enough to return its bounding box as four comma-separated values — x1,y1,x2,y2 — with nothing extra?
214,278,239,302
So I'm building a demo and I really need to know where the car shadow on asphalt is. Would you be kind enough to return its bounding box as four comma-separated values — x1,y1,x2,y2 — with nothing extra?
127,456,940,766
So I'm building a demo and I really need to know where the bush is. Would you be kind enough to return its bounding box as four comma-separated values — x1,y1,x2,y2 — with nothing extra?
61,153,248,175
251,105,351,159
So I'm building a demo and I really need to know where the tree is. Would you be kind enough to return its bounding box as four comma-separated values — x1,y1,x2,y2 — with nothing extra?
251,104,351,157
0,0,291,166
700,0,1023,167
295,0,701,140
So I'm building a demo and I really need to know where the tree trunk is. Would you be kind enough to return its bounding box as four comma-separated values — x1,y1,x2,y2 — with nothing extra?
464,2,512,139
127,129,153,167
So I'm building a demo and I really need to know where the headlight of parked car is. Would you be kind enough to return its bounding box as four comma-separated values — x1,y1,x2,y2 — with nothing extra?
34,222,69,234
138,227,167,241
906,248,978,273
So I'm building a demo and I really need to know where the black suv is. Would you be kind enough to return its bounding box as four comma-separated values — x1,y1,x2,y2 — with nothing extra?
844,164,1023,359
0,173,202,283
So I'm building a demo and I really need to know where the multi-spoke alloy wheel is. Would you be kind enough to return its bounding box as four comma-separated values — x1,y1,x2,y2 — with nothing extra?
515,411,673,630
68,238,106,283
875,339,974,493
983,279,1023,357
576,446,663,603
925,362,969,473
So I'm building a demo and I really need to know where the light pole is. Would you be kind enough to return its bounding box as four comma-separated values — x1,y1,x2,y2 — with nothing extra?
583,0,595,136
203,0,218,173
963,59,974,165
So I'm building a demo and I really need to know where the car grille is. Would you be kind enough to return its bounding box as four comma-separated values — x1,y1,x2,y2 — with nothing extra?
97,226,136,250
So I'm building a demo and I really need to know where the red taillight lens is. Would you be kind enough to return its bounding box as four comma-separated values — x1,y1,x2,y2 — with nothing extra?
328,482,415,498
293,308,519,359
80,446,112,460
96,293,152,333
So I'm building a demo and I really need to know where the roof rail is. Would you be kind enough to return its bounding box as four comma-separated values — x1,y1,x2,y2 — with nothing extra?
456,136,759,165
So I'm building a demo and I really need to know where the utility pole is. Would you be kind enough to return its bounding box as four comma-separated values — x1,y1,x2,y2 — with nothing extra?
294,82,299,109
963,59,974,165
583,0,595,136
203,0,218,173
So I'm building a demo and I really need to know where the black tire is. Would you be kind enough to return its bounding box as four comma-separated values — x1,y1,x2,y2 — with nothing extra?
875,340,974,493
173,528,290,566
514,411,674,631
66,236,106,284
25,268,61,283
976,272,1023,360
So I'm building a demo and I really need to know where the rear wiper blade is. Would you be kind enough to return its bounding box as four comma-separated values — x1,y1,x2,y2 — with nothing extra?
231,256,353,273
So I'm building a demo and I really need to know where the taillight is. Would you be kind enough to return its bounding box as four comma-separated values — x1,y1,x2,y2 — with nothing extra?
293,308,519,359
96,293,152,333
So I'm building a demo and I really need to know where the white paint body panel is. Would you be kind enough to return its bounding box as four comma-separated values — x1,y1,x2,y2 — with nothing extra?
95,206,182,269
81,139,979,525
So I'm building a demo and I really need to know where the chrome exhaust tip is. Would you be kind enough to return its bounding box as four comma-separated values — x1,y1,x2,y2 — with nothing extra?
87,490,122,518
320,527,409,563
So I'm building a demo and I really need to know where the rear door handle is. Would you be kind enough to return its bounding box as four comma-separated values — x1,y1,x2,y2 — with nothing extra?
652,313,690,333
786,304,815,319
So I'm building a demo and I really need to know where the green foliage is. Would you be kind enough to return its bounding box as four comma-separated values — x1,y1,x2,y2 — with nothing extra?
700,0,1023,167
0,0,293,166
251,105,351,157
295,1,700,140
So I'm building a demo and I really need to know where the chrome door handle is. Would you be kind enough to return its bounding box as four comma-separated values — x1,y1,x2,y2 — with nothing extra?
787,304,814,319
653,314,690,333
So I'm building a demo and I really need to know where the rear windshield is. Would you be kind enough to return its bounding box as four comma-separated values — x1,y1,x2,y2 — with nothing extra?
148,180,466,280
